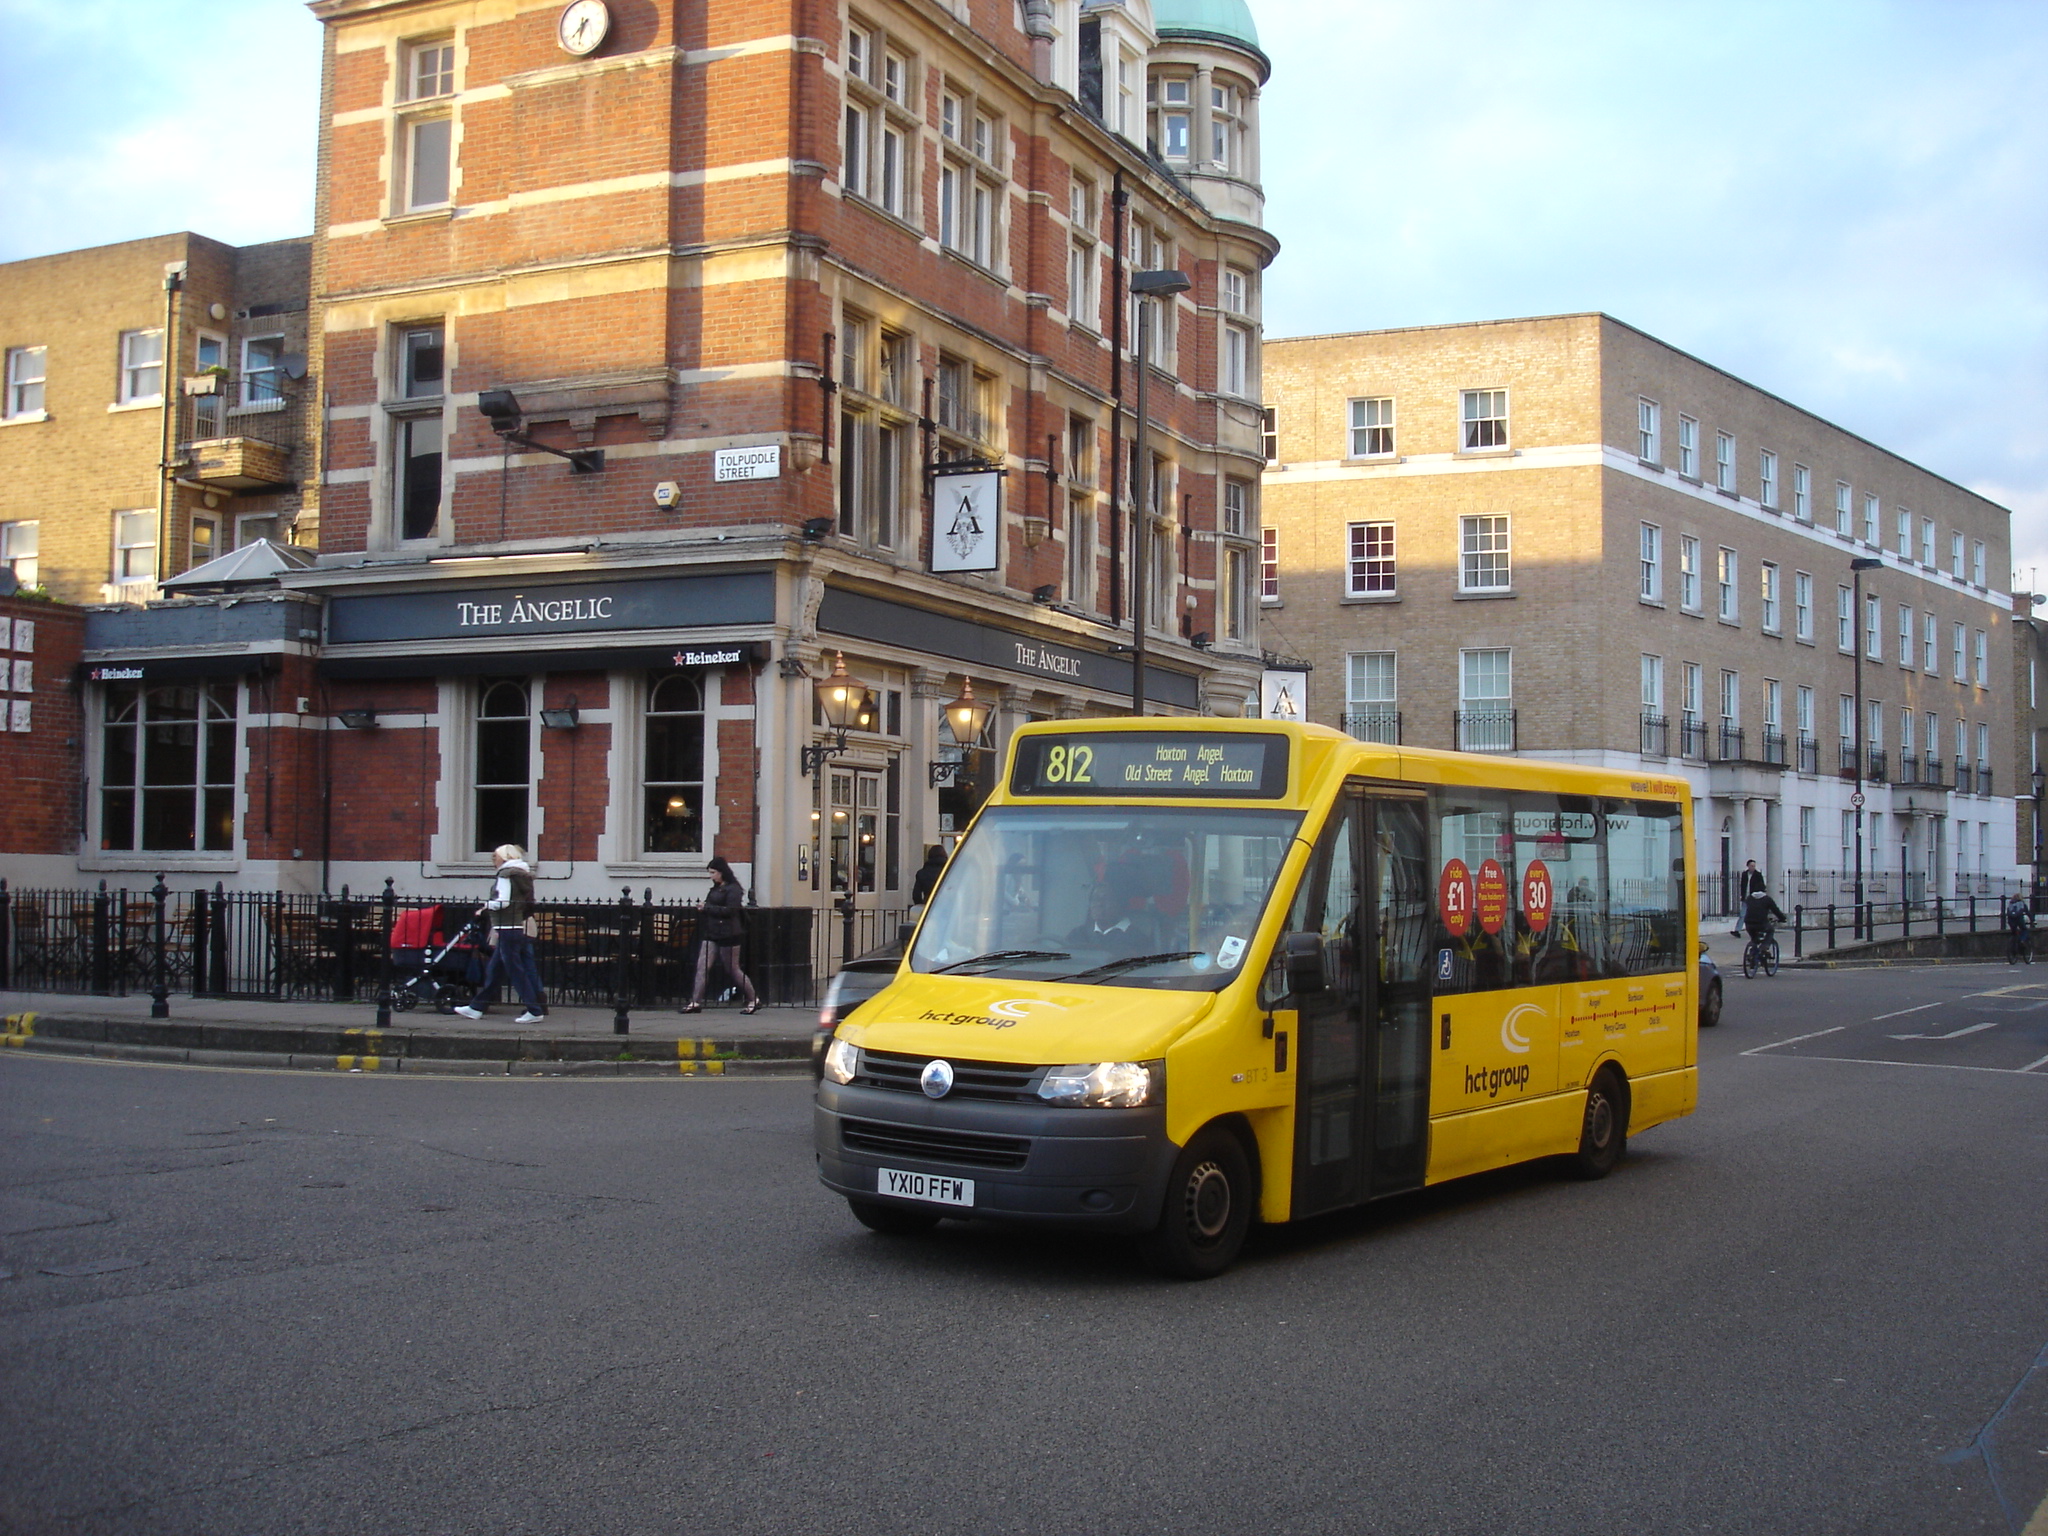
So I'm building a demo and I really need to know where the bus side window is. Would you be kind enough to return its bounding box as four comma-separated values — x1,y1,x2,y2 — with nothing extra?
1429,791,1516,994
1605,798,1685,975
1261,805,1333,1012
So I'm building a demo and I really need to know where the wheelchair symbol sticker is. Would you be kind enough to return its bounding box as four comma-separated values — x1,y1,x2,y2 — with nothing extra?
1437,948,1455,982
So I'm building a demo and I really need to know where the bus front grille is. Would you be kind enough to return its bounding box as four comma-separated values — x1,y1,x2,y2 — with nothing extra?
840,1117,1032,1170
856,1049,1044,1102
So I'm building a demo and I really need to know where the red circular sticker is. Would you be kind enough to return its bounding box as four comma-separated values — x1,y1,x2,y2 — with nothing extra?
1475,859,1509,935
1523,860,1553,934
1438,858,1475,938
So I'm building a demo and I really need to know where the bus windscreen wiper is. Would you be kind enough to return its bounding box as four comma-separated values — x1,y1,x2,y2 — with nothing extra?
929,948,1071,974
1058,951,1202,981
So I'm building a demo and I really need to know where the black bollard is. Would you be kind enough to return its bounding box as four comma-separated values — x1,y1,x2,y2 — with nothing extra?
1828,903,1836,950
612,886,633,1035
0,879,10,993
375,877,396,1030
150,874,171,1019
1793,905,1803,960
91,881,111,995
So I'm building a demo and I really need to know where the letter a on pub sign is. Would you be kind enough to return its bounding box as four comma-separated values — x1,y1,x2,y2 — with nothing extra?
930,469,1001,573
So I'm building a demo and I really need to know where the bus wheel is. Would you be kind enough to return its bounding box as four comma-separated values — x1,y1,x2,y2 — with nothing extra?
847,1198,941,1235
1565,1069,1629,1181
1700,978,1722,1028
1140,1127,1253,1279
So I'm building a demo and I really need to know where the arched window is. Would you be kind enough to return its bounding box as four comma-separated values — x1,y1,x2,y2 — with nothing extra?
100,681,236,851
474,678,530,852
643,673,704,853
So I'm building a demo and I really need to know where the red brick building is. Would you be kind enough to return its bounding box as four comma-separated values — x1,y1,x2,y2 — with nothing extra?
14,0,1274,917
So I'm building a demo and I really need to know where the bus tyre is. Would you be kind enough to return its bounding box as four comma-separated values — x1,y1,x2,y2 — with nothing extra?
1140,1126,1253,1280
1566,1069,1629,1181
1700,978,1722,1028
847,1198,942,1235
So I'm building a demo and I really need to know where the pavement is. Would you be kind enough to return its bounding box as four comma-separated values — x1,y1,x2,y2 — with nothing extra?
0,987,816,1074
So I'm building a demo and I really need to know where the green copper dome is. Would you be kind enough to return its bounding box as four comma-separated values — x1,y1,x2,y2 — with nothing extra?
1152,0,1259,48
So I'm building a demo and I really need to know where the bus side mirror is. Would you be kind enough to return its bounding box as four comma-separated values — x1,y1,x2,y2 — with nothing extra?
1284,931,1326,994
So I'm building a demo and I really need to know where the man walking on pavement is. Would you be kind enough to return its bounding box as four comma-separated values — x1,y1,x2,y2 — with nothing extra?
1733,859,1767,936
2003,891,2033,965
455,844,548,1022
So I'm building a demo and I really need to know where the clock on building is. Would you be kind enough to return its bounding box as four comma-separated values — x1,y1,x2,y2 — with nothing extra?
557,0,610,56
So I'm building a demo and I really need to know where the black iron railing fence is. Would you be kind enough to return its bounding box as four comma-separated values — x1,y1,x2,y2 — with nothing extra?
0,880,907,1012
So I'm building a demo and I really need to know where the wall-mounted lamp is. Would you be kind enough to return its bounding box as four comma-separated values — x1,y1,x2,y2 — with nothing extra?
540,699,581,729
930,678,994,786
801,516,837,541
1032,583,1058,604
336,708,378,730
1190,630,1212,650
477,388,604,474
802,651,864,775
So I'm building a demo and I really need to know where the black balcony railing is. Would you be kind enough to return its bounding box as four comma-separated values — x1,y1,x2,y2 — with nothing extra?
1955,756,1969,792
1761,727,1787,766
1796,732,1818,774
1679,716,1708,759
1867,747,1888,782
1840,738,1858,777
1639,712,1669,756
1978,766,1995,796
1454,708,1516,753
1342,708,1401,745
1896,753,1920,786
177,375,298,453
1716,723,1746,762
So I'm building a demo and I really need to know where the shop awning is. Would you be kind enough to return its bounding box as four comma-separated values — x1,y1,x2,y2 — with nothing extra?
316,640,767,680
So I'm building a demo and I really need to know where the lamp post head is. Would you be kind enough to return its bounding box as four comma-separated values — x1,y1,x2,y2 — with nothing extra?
814,651,864,732
1130,268,1192,298
477,389,523,435
1850,556,1882,573
944,678,992,745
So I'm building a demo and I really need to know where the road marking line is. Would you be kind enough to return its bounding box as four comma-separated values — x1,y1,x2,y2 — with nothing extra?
1888,1021,2001,1041
1743,1025,1845,1056
2020,1054,2048,1074
1870,1002,1941,1021
1753,1053,2048,1077
1971,984,2048,998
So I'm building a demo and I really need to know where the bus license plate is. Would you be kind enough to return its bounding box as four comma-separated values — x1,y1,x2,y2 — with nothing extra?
878,1168,974,1206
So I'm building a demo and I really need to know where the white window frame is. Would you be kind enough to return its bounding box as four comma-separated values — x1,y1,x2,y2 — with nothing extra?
1347,652,1397,707
1714,431,1735,492
1760,561,1780,633
1896,508,1911,559
1865,593,1881,660
1677,415,1698,478
1953,622,1967,681
1835,481,1852,535
1792,463,1810,521
118,329,164,405
1641,653,1663,711
1897,604,1913,668
1,519,39,588
1459,389,1508,451
1759,449,1778,509
1348,396,1394,458
1924,611,1938,672
1682,663,1702,721
1679,535,1702,611
1637,398,1660,463
1793,571,1813,641
1919,516,1936,567
1221,322,1251,398
1459,514,1511,591
1950,531,1964,579
1972,540,1986,586
1639,522,1662,602
113,508,156,583
4,345,46,419
1838,586,1854,652
1974,630,1988,687
1717,547,1737,621
1260,525,1279,604
1346,521,1396,598
1862,493,1880,544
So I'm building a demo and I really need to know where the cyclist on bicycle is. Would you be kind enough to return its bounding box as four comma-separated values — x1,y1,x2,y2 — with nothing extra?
2003,894,2033,965
1741,888,1785,945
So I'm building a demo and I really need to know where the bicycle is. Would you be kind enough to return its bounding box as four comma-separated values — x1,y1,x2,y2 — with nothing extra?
1740,927,1780,978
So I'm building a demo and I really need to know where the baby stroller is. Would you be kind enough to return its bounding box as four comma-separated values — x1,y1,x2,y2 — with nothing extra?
388,903,489,1014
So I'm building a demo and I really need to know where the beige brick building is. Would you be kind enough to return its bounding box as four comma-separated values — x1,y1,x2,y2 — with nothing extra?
1262,314,2019,912
0,233,313,606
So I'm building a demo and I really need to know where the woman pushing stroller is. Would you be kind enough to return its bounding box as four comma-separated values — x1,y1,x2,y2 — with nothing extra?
453,844,548,1023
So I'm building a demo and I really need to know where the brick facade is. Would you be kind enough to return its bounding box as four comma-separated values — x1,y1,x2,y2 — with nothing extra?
0,596,86,880
1263,313,2020,908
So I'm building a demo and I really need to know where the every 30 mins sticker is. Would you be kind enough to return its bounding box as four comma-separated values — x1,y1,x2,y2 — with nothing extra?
1522,859,1553,933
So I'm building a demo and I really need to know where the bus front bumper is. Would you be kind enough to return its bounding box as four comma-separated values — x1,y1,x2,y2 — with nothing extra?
815,1083,1176,1232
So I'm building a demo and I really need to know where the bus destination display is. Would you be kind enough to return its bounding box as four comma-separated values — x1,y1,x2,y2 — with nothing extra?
1011,732,1288,798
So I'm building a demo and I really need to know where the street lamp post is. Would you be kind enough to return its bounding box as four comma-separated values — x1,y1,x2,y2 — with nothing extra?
1851,556,1882,937
2032,760,2044,913
1127,269,1191,716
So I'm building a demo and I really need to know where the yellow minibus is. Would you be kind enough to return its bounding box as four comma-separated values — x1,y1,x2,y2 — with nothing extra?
815,719,1697,1277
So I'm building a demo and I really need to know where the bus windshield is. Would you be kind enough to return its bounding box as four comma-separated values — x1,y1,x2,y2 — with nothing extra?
909,804,1303,989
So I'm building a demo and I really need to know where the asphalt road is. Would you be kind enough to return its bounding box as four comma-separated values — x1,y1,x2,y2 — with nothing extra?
3,962,2046,1536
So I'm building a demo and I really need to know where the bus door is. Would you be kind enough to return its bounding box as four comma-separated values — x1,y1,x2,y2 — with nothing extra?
1291,785,1433,1218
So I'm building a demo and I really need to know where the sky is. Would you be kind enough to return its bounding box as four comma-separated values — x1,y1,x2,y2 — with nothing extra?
1,0,2043,582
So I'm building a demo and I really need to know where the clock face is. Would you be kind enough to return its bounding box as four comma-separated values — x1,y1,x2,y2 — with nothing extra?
557,0,610,56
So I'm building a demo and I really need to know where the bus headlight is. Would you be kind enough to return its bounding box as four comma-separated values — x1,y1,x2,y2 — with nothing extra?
1037,1061,1158,1108
822,1038,861,1084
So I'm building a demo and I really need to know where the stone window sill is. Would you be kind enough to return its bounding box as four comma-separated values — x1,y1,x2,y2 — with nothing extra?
1455,589,1516,601
0,410,49,427
1341,592,1399,605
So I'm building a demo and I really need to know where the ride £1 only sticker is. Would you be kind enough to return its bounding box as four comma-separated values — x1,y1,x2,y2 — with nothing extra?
1438,858,1475,937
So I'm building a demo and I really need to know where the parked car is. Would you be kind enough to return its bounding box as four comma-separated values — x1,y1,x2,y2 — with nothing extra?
1699,941,1723,1028
812,941,904,1077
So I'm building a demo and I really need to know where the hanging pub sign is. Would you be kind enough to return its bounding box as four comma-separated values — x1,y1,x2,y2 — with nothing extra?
929,465,1002,573
1260,669,1308,722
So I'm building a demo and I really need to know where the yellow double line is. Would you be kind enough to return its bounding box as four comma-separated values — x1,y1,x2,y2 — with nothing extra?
2,1013,35,1048
677,1037,727,1075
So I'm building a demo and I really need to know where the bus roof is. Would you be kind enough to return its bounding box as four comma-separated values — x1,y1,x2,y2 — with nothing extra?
1001,718,1692,807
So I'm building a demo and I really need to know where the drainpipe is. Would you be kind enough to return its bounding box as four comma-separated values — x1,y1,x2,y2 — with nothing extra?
156,261,187,586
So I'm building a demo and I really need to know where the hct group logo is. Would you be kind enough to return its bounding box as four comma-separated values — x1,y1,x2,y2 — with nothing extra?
1501,1004,1541,1055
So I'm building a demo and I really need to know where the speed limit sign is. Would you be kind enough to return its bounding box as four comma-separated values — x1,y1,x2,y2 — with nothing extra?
1850,791,1866,809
